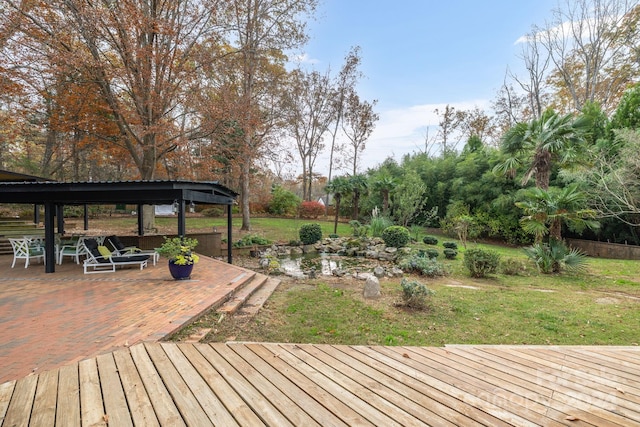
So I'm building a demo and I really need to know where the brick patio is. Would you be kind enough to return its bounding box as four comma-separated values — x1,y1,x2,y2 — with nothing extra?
0,254,255,384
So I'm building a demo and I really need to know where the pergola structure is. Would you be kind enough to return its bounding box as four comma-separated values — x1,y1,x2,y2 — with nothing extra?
0,179,238,273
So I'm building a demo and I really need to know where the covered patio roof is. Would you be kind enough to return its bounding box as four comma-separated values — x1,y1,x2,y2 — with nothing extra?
0,180,238,273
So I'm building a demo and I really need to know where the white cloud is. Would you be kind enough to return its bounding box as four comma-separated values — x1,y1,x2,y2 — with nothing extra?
358,99,490,171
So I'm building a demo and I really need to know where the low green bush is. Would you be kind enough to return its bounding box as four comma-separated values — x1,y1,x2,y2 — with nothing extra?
400,278,434,309
443,241,458,250
425,248,439,259
463,248,500,278
443,248,458,259
299,223,323,245
233,234,272,248
381,225,410,248
500,257,528,275
423,236,438,245
398,254,449,277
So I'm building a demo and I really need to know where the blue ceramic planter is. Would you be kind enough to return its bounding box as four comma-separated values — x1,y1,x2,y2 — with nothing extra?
168,260,194,280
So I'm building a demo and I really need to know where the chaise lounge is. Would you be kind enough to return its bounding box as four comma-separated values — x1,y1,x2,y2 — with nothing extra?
82,238,150,274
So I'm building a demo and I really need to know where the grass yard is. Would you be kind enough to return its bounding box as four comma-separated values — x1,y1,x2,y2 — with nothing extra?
182,229,640,346
83,215,640,346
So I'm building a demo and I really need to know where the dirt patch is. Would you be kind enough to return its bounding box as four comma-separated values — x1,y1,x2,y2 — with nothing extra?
595,297,620,305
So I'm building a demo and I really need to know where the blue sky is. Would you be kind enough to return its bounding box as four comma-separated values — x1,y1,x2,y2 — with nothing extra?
295,0,560,174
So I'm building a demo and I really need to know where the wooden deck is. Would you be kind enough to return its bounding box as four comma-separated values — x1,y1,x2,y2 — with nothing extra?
1,343,639,426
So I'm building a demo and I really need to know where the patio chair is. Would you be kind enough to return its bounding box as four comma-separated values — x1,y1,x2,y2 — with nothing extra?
57,236,88,265
9,237,45,268
82,238,150,274
106,235,159,265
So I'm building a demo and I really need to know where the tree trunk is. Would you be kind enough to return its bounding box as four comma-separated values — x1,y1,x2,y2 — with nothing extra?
240,160,251,231
333,196,341,234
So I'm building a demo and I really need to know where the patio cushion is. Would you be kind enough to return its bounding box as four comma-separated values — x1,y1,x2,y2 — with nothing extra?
84,238,110,263
111,254,150,263
98,246,112,258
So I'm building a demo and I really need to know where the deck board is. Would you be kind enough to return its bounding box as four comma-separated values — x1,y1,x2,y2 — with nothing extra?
1,343,639,426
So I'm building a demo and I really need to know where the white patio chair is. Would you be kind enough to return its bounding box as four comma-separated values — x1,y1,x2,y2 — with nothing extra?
57,236,88,265
9,237,45,268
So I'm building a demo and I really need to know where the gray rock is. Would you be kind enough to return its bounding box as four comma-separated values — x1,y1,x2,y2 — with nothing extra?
373,266,386,277
363,276,381,299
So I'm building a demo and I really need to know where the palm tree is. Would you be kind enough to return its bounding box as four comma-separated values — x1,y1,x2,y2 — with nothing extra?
494,109,591,190
349,174,368,220
515,184,600,242
325,176,351,234
372,175,396,215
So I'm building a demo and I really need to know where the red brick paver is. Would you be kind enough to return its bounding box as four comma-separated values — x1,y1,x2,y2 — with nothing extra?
0,254,254,384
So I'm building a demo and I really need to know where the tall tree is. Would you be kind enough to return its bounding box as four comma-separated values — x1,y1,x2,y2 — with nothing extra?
494,109,591,190
342,91,378,175
348,174,368,220
325,46,362,206
538,0,640,113
283,67,335,200
218,0,317,230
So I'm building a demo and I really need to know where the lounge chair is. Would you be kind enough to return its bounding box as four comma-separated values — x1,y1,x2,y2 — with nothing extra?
105,235,159,265
82,238,150,274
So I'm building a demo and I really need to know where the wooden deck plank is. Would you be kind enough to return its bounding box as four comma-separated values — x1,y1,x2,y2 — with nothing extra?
195,343,294,427
405,346,563,424
78,358,106,427
160,343,239,426
556,348,640,384
333,344,499,427
55,364,80,427
96,353,134,427
112,349,160,427
366,345,538,426
231,343,348,427
143,343,213,427
128,343,185,426
303,344,441,426
245,343,371,426
277,344,404,427
30,369,59,427
177,344,266,427
2,344,640,426
214,343,316,426
0,380,15,424
474,347,637,426
2,374,37,427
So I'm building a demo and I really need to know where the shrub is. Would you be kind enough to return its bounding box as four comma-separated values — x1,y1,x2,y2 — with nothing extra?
268,186,301,216
328,234,339,239
398,254,449,277
463,248,500,278
523,240,588,274
200,206,225,217
443,248,458,260
442,241,458,250
425,248,439,259
381,225,410,248
299,223,323,245
349,220,369,237
500,257,528,275
369,215,393,237
233,234,272,248
400,278,434,309
423,236,438,245
299,201,325,218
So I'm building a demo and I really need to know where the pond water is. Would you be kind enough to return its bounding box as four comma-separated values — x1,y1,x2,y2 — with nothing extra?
278,253,344,277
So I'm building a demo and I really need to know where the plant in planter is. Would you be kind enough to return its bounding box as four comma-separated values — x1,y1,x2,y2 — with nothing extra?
157,237,199,279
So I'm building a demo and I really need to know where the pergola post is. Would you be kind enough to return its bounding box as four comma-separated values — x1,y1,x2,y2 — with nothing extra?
44,203,56,273
227,204,233,264
177,199,186,237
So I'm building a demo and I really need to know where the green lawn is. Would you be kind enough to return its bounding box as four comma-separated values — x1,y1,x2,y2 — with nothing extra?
88,216,640,346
